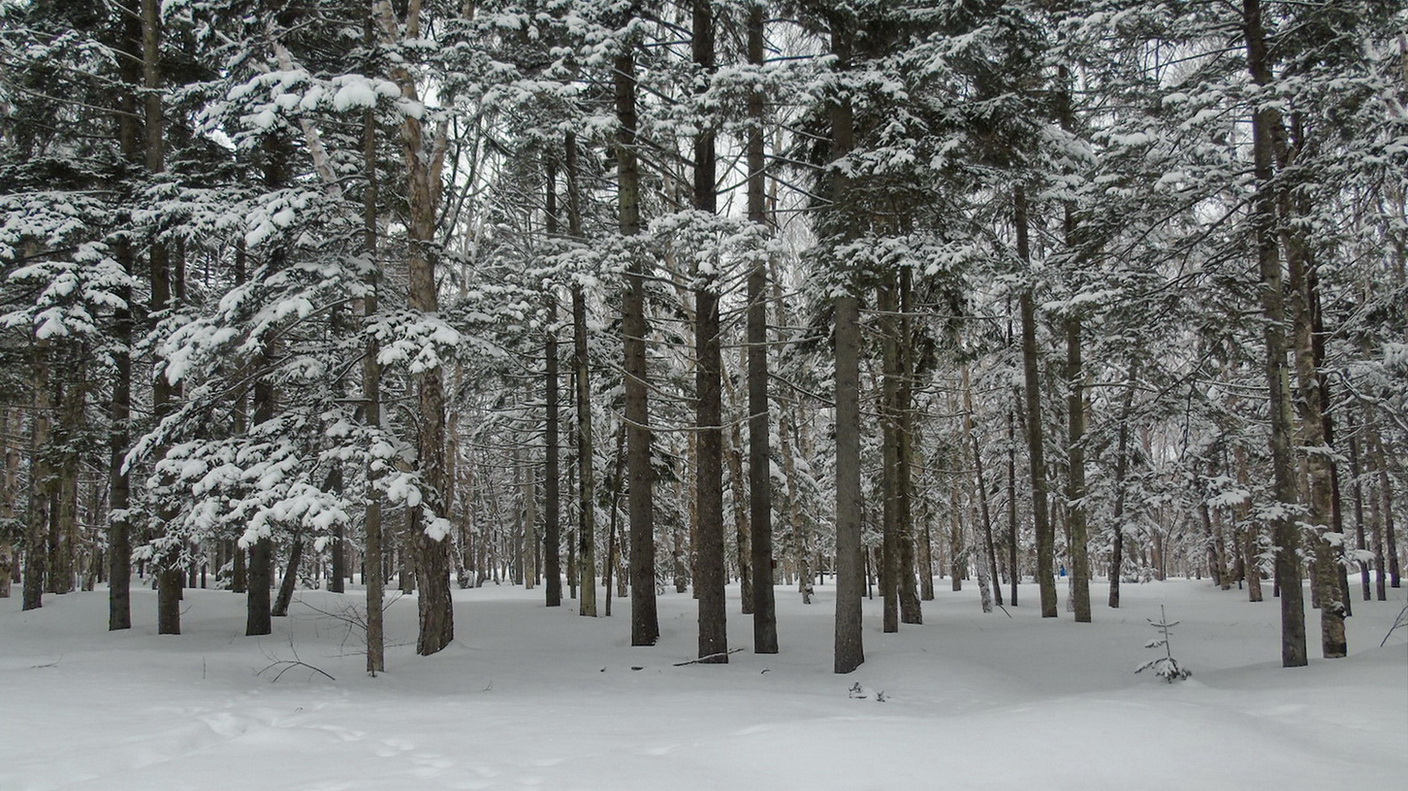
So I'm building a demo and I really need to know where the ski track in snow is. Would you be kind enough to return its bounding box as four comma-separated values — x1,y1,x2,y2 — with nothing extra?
2,578,1405,790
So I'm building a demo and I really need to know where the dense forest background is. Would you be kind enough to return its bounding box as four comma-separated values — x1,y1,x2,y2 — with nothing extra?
1,0,1405,673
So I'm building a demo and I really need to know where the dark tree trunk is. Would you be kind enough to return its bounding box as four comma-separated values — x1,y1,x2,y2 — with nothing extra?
107,0,141,629
0,410,17,600
271,536,303,617
1006,404,1019,607
361,102,385,674
24,345,53,612
746,6,778,642
544,156,563,608
329,524,346,594
245,358,276,638
830,14,863,674
964,364,1001,607
1347,412,1371,600
565,134,595,619
691,0,726,664
1015,187,1057,618
896,269,920,625
1108,360,1138,609
140,0,180,636
616,45,658,647
328,465,346,594
879,281,900,633
1065,316,1091,623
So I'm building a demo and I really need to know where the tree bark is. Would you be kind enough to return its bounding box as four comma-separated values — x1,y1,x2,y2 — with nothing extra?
1065,315,1091,623
1243,0,1307,668
1108,360,1138,608
361,103,385,674
829,14,863,674
271,534,303,617
1015,186,1057,618
963,363,1001,607
1006,403,1018,607
544,156,562,608
246,365,275,637
23,345,53,611
691,0,726,662
896,269,920,625
616,43,658,647
878,282,900,632
745,0,778,653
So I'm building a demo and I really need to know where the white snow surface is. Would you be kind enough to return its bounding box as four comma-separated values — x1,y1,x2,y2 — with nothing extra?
2,578,1404,790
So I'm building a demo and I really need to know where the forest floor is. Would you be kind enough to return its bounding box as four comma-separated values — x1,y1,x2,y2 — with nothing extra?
2,574,1405,790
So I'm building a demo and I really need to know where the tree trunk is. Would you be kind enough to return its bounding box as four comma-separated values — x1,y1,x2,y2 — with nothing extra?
271,535,303,617
1007,404,1018,607
24,346,53,611
140,0,181,636
878,282,900,632
1065,315,1091,623
1346,411,1370,600
834,292,864,674
691,0,726,662
107,0,141,628
896,268,920,625
830,16,863,674
544,155,562,607
246,364,276,637
328,466,346,594
964,364,1001,607
1279,127,1345,656
562,132,595,618
1016,186,1057,618
1243,0,1307,668
745,0,777,653
616,44,658,647
1370,429,1399,590
0,409,17,600
361,104,385,674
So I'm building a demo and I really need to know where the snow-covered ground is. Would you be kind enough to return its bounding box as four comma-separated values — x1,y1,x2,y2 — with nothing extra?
3,576,1404,790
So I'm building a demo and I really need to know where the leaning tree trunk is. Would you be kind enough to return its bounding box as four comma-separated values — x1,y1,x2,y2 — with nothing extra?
271,533,303,617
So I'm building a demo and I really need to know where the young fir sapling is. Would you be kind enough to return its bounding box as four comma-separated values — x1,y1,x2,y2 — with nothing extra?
1137,605,1192,683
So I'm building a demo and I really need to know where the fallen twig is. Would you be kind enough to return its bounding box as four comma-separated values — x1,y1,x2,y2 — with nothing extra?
257,659,335,683
673,648,744,666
